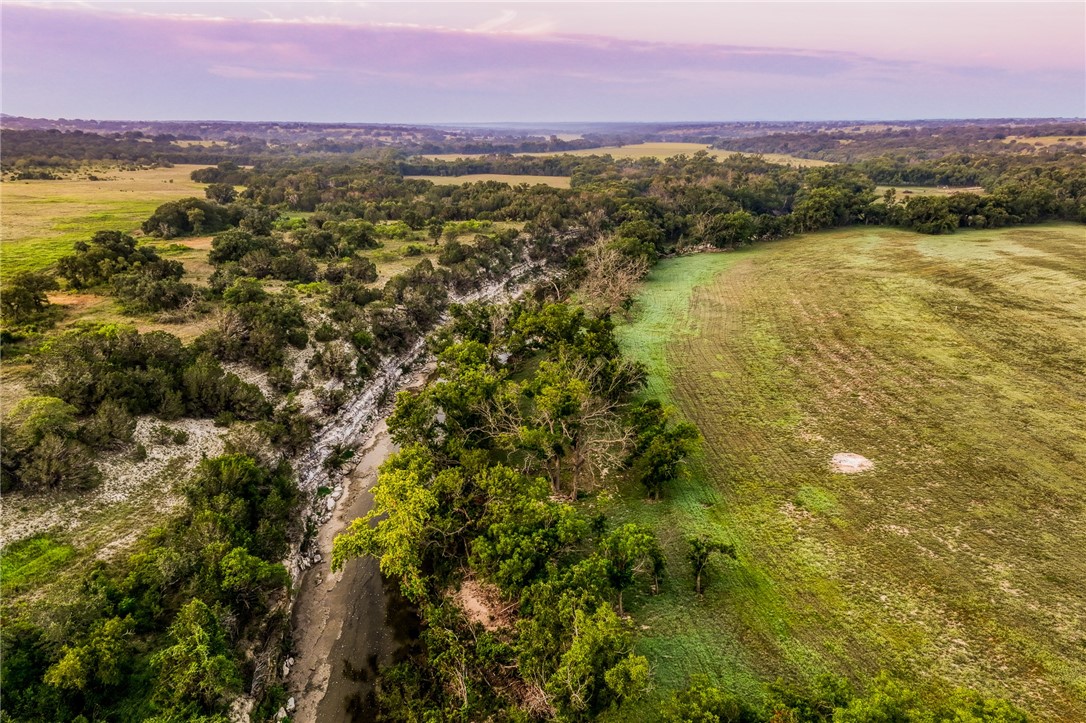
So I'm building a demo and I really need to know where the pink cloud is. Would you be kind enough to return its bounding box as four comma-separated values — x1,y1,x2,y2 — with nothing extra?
1,4,1081,122
207,65,315,81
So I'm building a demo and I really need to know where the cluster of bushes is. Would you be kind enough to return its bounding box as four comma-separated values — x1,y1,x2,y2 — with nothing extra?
54,230,198,313
227,160,576,223
0,396,133,492
190,161,252,186
332,301,705,719
140,197,241,238
4,319,312,495
293,218,382,258
885,176,1086,233
206,229,318,287
203,219,381,290
299,227,533,395
32,324,269,422
371,219,414,240
195,278,308,369
57,230,171,289
441,218,493,238
0,452,297,720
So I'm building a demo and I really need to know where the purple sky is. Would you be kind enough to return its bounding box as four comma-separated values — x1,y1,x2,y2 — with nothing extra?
2,2,1083,123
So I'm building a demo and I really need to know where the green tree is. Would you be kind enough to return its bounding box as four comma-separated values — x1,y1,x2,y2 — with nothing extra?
205,183,237,204
332,445,438,602
44,616,134,692
687,535,735,596
628,402,699,500
1,271,58,321
218,546,290,611
151,599,241,712
2,396,98,491
546,605,650,717
600,524,662,614
708,210,757,247
663,674,753,723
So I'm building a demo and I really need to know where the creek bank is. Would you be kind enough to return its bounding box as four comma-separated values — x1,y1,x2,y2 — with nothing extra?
268,260,558,720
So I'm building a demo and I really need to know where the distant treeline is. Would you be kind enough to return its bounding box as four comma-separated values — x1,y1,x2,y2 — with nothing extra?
0,129,267,173
716,122,1086,162
198,148,1086,239
0,128,636,174
8,119,1085,176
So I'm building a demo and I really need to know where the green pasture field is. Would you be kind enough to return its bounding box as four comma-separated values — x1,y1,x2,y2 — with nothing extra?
605,224,1086,720
0,165,208,279
875,185,988,197
421,142,832,167
405,173,571,188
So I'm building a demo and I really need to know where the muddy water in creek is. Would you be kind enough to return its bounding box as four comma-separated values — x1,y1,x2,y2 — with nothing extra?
287,421,417,722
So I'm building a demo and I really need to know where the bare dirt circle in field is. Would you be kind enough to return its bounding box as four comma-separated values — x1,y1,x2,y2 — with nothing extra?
831,452,874,473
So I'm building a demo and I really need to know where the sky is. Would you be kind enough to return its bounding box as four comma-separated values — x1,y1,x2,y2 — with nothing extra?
2,1,1083,123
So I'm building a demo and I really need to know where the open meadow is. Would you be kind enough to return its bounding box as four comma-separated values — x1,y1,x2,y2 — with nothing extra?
608,224,1086,720
422,141,832,167
875,185,987,197
0,164,208,278
405,173,571,188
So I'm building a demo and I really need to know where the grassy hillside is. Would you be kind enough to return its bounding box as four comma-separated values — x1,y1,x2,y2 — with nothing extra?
607,224,1086,720
0,165,208,278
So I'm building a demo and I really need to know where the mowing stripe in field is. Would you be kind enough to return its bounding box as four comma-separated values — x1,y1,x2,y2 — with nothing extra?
607,224,1086,721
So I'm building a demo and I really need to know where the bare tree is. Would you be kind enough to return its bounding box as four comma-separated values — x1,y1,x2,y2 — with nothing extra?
484,355,631,499
578,237,650,318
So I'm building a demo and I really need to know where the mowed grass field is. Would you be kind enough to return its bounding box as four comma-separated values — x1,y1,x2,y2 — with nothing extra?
405,173,570,188
875,185,987,197
422,142,832,167
0,165,208,278
605,224,1086,720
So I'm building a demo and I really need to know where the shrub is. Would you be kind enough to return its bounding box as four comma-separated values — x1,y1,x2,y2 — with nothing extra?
1,272,58,322
80,400,136,449
56,231,160,289
141,198,238,238
1,396,99,492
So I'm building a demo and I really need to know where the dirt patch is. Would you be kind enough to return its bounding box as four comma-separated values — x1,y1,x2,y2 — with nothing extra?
46,292,110,310
453,578,513,632
177,235,213,250
830,452,874,474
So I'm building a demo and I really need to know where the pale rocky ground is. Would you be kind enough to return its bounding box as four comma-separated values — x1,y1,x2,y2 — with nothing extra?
0,417,224,550
830,452,874,473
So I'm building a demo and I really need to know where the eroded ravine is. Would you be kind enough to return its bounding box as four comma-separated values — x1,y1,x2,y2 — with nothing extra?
280,260,562,721
287,420,404,722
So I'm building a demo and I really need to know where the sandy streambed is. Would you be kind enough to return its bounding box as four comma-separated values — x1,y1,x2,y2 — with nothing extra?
286,420,407,722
